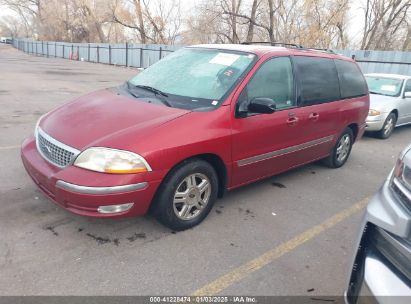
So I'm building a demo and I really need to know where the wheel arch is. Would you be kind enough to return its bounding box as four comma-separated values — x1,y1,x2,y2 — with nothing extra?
158,153,228,199
347,123,358,142
390,109,398,119
195,154,228,198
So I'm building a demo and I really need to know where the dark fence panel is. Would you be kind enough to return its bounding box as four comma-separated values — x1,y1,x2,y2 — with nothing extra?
12,38,180,69
11,38,411,75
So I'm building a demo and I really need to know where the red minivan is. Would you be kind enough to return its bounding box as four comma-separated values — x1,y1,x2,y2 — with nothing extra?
21,44,369,230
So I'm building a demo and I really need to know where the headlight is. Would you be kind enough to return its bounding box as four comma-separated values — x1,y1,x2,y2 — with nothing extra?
368,109,381,116
74,147,152,174
35,114,46,133
392,157,411,192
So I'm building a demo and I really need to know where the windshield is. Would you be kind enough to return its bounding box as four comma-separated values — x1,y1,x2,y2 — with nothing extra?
365,76,404,97
128,48,256,110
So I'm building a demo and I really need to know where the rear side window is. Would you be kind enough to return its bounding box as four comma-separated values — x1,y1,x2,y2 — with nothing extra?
335,59,367,98
294,56,340,105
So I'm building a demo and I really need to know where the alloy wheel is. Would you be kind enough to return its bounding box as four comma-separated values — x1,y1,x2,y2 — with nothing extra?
383,117,394,136
336,134,351,163
173,173,211,220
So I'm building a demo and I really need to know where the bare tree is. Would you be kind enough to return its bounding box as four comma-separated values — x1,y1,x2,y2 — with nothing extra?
112,0,182,44
361,0,411,50
0,0,42,37
0,15,26,36
298,0,350,48
245,0,259,42
1,0,410,51
183,2,226,44
219,0,348,47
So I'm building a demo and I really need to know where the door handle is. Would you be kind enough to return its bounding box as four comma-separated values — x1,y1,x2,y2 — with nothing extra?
309,112,320,121
286,116,299,126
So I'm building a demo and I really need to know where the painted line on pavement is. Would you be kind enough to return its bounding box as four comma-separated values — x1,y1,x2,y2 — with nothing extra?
192,197,369,296
0,145,20,151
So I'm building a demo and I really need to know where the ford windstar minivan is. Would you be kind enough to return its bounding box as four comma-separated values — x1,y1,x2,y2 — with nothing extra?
21,44,369,230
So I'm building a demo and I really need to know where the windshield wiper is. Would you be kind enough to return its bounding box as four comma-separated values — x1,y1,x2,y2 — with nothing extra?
134,85,169,98
127,82,172,107
369,91,392,96
369,91,383,95
127,90,141,99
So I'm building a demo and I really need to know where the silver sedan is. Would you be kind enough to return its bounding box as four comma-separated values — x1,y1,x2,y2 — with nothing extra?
365,73,411,139
345,143,411,303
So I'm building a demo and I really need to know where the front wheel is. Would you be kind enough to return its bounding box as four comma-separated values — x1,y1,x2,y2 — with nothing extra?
377,112,396,139
324,128,354,168
151,159,218,231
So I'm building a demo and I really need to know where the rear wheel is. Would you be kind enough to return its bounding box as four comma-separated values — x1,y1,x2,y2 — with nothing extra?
152,159,218,231
377,112,396,139
324,128,353,168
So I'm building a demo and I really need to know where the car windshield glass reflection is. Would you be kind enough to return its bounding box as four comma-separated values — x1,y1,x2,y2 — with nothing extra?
128,48,255,111
366,76,403,97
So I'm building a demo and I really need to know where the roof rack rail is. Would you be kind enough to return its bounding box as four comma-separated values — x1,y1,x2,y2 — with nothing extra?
240,42,337,54
241,41,304,49
306,48,336,54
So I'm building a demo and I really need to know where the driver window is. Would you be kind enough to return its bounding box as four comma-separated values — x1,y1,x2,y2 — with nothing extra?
405,80,411,93
238,57,295,112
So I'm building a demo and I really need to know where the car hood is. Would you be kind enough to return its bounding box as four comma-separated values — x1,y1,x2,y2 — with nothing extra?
369,94,398,112
39,88,190,150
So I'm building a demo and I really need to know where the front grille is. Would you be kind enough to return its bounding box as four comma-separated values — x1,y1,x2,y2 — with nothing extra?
391,179,411,212
36,129,79,167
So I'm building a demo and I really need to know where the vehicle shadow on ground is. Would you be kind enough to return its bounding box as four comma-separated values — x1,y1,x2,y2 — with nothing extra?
363,124,411,140
14,184,171,247
26,161,325,247
29,125,411,247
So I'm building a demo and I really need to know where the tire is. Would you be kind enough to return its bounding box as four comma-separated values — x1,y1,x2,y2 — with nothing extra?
323,128,354,168
151,159,218,231
377,112,396,139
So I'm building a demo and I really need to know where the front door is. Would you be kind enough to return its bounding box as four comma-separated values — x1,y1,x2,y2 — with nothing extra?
398,80,411,125
230,56,311,187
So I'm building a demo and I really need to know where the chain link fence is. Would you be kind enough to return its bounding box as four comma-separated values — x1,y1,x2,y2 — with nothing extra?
11,38,411,75
12,38,181,69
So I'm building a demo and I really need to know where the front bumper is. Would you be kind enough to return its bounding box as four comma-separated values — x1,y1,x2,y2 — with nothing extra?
345,226,411,304
21,135,161,218
365,113,388,132
345,177,411,303
357,123,367,141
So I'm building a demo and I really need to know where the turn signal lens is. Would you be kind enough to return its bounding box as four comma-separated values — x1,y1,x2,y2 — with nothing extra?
394,158,404,178
104,168,148,174
98,203,134,214
368,109,381,116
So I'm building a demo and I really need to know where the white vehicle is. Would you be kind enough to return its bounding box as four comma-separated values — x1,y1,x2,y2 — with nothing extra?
0,37,12,44
365,73,411,139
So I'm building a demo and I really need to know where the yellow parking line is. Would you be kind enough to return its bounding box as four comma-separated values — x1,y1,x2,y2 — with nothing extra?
192,197,369,296
0,145,20,151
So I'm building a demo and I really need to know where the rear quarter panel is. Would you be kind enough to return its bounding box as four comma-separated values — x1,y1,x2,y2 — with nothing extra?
339,94,369,139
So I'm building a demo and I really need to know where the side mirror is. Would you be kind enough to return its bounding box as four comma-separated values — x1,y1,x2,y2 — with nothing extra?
248,97,276,114
404,92,411,98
